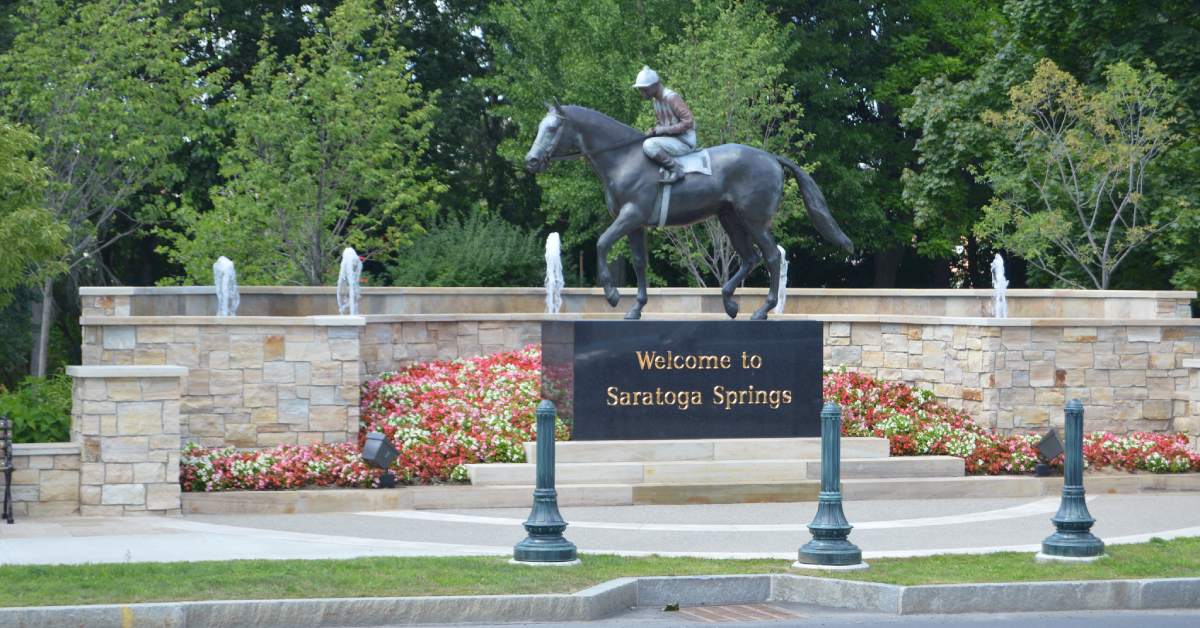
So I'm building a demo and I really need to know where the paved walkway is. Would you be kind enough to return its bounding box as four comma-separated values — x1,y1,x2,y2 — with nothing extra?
3,493,1200,565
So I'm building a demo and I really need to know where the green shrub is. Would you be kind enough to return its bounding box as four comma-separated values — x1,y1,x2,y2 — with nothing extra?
388,214,543,287
0,373,71,443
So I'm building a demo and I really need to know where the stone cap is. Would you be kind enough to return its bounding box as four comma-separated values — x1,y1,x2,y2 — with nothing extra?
1184,359,1200,369
12,442,80,456
79,286,1198,299
363,313,1200,327
66,365,188,379
79,316,366,327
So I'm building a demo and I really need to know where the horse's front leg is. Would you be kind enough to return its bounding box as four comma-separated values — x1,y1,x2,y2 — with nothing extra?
625,228,649,319
596,203,647,309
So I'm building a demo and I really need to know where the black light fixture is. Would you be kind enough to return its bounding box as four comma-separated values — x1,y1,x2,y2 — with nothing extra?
2,416,13,524
362,432,399,488
1035,428,1064,477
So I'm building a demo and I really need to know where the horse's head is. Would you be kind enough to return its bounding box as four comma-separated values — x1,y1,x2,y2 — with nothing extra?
525,104,577,173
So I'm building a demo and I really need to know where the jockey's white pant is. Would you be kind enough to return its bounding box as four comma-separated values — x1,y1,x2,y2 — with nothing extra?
642,131,697,160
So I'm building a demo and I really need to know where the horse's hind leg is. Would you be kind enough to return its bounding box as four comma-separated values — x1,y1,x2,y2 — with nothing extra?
717,210,760,319
625,228,649,319
747,226,782,320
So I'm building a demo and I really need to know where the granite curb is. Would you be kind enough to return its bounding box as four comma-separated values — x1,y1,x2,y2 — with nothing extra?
2,575,1199,626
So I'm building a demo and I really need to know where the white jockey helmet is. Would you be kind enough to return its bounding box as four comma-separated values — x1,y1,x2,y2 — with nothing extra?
633,66,660,88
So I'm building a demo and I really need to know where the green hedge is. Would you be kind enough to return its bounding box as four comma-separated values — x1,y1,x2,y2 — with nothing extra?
0,373,71,443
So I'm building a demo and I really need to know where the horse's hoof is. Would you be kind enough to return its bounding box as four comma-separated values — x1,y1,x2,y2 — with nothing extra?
751,308,769,320
624,308,642,320
724,300,739,319
605,286,621,307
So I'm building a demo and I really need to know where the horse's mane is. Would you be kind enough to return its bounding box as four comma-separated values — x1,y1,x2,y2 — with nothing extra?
561,105,643,143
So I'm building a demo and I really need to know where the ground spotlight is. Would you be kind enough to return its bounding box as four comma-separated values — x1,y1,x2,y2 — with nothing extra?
362,432,399,488
1035,428,1063,477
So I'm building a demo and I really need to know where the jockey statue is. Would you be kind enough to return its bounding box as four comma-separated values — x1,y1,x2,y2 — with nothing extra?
633,66,696,184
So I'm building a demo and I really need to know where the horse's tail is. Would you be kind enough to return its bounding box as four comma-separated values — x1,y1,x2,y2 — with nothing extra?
775,155,854,254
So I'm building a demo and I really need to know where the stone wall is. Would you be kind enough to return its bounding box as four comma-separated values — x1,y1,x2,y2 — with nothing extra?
825,320,1200,436
8,443,80,517
81,317,364,448
68,366,185,515
81,286,1195,320
361,319,542,374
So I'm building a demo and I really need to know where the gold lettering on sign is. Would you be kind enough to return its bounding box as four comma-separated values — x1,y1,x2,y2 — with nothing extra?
634,351,733,370
711,385,793,410
606,386,705,411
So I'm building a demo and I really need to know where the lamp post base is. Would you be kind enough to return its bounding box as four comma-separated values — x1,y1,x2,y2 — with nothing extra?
791,560,869,571
513,533,578,564
796,538,863,568
1035,552,1106,564
510,558,582,567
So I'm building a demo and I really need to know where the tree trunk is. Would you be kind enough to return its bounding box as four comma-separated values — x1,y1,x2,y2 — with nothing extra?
872,248,903,288
33,276,53,377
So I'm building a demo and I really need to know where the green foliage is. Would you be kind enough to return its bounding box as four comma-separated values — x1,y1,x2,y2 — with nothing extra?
0,373,71,443
160,0,445,286
388,214,543,287
976,59,1183,288
0,122,65,306
653,1,808,287
484,0,687,264
0,0,208,282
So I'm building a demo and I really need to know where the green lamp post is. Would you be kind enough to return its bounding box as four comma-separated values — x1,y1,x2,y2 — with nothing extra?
1038,399,1105,562
513,400,579,565
794,402,867,570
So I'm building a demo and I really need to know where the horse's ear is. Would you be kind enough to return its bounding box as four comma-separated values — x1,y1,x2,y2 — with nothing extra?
551,97,564,115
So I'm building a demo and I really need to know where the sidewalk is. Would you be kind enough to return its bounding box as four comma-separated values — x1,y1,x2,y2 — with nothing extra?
3,493,1200,565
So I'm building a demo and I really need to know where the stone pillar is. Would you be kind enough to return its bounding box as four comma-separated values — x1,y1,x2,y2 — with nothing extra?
1184,359,1200,451
67,365,187,516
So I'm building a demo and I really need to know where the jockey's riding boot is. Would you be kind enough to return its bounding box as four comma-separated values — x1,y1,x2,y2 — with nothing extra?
658,155,684,184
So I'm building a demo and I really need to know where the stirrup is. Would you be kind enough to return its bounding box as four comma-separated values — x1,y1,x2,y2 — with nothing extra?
659,166,683,184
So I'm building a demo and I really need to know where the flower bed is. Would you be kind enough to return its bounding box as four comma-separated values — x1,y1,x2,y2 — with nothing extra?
825,370,1200,475
181,353,1200,492
182,345,555,491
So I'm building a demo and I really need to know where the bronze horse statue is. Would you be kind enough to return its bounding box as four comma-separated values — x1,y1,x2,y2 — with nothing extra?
524,104,853,320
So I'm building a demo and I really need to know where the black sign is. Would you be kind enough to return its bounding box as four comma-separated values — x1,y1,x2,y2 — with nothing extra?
541,320,822,440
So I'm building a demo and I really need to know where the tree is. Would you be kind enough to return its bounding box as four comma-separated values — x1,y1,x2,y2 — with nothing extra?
975,59,1182,289
654,1,808,287
484,0,689,285
161,0,445,285
0,0,208,375
0,123,65,307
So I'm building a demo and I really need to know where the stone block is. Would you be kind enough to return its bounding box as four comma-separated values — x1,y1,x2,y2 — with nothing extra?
207,350,230,370
1030,363,1055,387
263,362,295,383
82,400,117,415
227,337,264,369
187,370,210,396
102,484,146,506
243,384,277,408
285,342,331,362
140,378,180,401
106,464,134,483
208,370,243,396
146,484,181,511
1143,399,1172,420
102,437,149,463
309,406,347,432
103,327,136,350
133,462,166,483
1128,327,1163,343
278,399,309,425
1120,354,1150,369
166,344,200,368
225,423,258,448
330,339,359,361
243,368,262,384
81,463,105,485
251,407,278,424
264,335,286,360
106,379,143,401
117,401,163,435
311,362,342,385
38,470,79,502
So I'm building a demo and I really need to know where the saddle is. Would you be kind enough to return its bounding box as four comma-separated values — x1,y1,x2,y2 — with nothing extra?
650,149,713,228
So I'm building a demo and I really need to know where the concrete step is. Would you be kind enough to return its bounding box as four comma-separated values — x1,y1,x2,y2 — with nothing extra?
465,456,961,487
521,437,890,463
180,472,1200,514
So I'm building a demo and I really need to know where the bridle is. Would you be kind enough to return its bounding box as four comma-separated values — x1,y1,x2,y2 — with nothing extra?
541,110,646,163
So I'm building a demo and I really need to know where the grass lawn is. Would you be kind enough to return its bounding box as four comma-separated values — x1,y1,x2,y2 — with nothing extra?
1,537,1199,608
